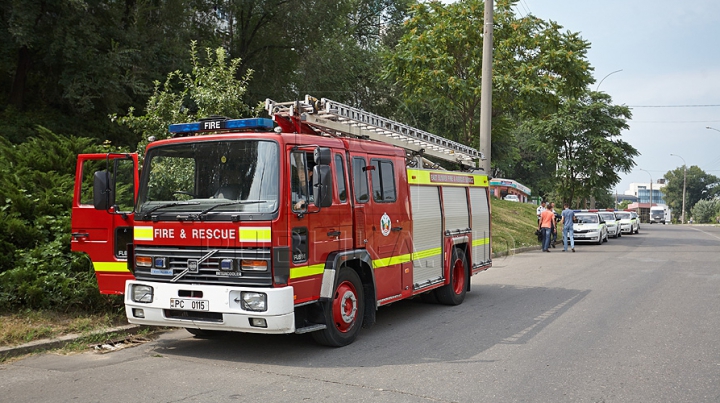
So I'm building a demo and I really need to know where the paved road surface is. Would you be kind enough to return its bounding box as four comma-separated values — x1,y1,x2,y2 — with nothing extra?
1,225,719,402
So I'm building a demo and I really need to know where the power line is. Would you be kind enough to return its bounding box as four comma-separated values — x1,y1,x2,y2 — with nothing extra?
629,104,720,108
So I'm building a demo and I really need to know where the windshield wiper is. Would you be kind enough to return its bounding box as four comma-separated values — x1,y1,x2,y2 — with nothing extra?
141,201,201,219
192,200,267,219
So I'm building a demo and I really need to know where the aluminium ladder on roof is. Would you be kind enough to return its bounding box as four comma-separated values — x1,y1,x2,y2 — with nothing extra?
265,95,483,167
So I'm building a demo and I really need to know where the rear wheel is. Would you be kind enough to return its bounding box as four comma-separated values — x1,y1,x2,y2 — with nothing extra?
435,247,468,305
312,268,364,347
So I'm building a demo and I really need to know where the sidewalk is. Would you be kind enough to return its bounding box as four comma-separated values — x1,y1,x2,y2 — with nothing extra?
0,324,149,360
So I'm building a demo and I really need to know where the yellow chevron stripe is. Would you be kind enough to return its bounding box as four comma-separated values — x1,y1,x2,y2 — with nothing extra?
290,263,325,279
93,262,130,273
134,226,153,241
373,253,412,269
472,237,490,247
239,227,271,242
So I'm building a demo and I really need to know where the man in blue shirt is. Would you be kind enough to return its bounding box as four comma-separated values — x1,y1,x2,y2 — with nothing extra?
560,203,576,252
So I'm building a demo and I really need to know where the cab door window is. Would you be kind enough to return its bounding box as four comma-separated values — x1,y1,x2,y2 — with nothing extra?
335,154,348,203
352,157,369,203
370,159,396,202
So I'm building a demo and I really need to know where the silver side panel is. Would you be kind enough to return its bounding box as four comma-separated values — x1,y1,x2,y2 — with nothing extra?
442,187,469,233
469,187,491,266
410,186,443,285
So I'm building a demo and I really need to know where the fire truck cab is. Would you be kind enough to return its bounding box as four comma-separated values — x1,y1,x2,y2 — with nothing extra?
71,96,492,346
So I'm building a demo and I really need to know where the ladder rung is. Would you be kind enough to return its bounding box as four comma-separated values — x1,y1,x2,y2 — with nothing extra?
265,95,483,166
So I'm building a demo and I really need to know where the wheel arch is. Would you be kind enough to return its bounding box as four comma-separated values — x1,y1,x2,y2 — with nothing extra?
320,250,377,329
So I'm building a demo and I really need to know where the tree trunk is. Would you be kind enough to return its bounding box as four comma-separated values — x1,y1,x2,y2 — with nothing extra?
9,46,32,109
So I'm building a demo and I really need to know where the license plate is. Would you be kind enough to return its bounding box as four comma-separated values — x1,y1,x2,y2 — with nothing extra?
170,298,209,311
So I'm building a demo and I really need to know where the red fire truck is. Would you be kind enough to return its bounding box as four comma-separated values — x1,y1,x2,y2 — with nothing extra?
71,96,492,346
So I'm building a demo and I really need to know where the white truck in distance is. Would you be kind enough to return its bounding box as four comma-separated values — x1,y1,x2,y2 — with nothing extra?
650,205,671,224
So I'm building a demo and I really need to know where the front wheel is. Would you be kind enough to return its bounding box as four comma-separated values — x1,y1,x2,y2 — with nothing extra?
312,268,364,347
435,247,468,305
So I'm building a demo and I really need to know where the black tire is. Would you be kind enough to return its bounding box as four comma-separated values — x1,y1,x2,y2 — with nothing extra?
603,231,608,242
312,268,364,347
597,233,603,245
435,247,469,306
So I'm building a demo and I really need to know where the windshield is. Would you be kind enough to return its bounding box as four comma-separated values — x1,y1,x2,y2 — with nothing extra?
136,140,279,218
616,212,631,219
599,213,615,221
576,214,598,224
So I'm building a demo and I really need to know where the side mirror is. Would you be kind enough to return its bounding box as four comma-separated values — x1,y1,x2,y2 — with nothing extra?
313,165,333,208
313,147,332,165
93,170,113,210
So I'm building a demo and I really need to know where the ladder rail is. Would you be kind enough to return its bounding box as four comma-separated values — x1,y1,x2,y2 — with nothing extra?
265,95,483,167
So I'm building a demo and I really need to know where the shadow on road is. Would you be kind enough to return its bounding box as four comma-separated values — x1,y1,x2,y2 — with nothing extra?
152,284,590,368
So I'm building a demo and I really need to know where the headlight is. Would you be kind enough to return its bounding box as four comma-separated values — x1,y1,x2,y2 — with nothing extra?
131,284,154,303
240,292,267,312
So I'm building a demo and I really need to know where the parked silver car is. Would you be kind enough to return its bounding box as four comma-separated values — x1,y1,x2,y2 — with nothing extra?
598,211,622,238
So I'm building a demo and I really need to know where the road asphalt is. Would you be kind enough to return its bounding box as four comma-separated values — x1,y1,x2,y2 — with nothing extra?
0,245,541,360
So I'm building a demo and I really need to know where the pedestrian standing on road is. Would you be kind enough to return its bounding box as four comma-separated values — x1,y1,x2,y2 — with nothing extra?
536,201,547,224
549,202,560,248
561,203,575,252
539,206,555,252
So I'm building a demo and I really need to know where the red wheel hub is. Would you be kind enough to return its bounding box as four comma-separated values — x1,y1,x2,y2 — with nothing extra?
452,258,465,295
333,280,358,333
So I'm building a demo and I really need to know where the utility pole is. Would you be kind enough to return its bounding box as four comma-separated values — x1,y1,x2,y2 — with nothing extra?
479,0,493,175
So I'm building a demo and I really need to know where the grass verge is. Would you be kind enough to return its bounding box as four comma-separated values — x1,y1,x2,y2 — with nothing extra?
0,309,127,348
490,197,540,254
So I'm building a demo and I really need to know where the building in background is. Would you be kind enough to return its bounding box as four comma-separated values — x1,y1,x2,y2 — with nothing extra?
489,178,531,203
624,179,667,222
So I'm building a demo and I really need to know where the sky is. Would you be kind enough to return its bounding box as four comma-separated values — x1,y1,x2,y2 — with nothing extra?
516,0,720,194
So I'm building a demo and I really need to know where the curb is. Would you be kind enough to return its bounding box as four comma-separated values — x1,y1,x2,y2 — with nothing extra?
492,245,542,258
0,324,151,360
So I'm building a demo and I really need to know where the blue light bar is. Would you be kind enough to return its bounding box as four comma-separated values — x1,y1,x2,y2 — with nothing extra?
169,118,274,134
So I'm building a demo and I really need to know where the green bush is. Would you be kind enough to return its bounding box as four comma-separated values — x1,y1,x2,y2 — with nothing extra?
0,127,122,312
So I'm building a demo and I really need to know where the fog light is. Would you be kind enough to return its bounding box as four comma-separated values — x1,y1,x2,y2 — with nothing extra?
240,292,267,312
132,308,145,318
249,318,267,328
131,284,154,303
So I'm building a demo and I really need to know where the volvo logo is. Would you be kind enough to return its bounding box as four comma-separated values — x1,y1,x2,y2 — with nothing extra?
187,259,199,273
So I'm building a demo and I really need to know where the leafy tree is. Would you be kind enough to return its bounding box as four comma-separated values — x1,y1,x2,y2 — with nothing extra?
528,91,638,206
382,0,593,149
116,42,258,157
0,0,220,144
663,166,720,221
691,199,720,224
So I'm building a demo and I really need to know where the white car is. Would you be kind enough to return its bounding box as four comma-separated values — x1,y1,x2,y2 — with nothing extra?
503,194,520,202
615,211,639,234
598,211,622,238
573,212,608,244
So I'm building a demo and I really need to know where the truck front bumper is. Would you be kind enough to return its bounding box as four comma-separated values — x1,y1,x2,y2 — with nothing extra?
124,281,296,334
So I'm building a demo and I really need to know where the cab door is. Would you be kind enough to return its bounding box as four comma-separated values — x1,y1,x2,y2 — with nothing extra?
71,153,138,294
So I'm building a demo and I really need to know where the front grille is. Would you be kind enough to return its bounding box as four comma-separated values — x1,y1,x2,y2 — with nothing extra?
164,309,223,322
134,246,273,287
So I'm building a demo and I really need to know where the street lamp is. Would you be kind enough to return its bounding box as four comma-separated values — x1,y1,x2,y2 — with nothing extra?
639,168,653,206
707,126,720,133
670,154,687,224
596,69,623,91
